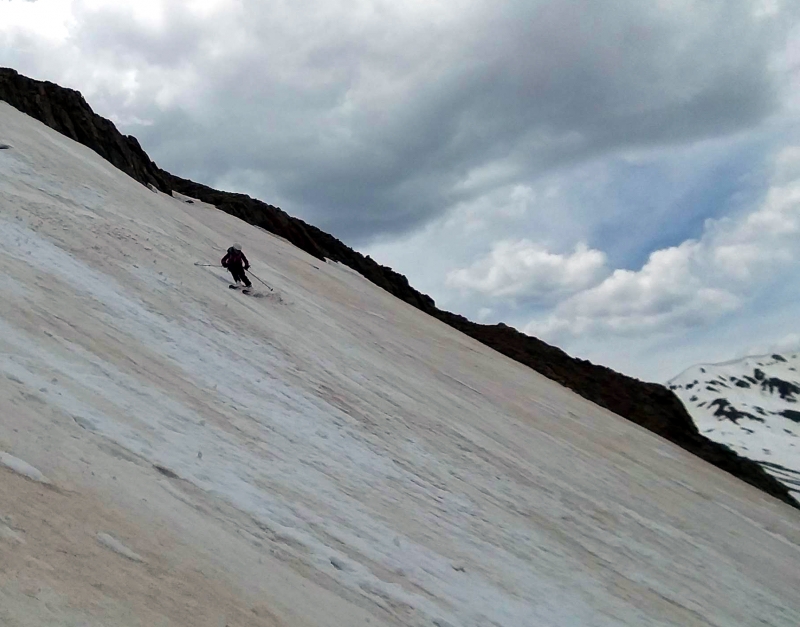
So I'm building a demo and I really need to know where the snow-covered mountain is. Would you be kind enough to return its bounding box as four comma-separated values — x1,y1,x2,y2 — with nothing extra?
669,354,800,498
2,102,800,626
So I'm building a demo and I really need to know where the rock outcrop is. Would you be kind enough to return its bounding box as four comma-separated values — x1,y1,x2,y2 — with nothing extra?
2,67,796,508
0,69,170,193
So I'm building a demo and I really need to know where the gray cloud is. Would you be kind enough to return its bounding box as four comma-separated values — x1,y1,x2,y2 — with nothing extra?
43,0,790,243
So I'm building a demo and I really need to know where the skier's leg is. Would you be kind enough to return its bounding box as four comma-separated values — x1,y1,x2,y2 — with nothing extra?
231,266,251,287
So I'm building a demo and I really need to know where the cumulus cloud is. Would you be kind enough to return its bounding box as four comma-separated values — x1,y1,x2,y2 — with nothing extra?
447,240,608,302
525,147,800,340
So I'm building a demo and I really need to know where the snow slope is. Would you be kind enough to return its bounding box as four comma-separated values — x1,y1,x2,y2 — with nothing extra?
668,354,800,498
1,101,799,626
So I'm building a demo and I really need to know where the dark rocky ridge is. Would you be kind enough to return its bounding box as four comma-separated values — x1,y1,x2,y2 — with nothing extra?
0,69,171,193
2,67,796,509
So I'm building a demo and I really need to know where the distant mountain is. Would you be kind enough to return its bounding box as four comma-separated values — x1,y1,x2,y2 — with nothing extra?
668,354,800,498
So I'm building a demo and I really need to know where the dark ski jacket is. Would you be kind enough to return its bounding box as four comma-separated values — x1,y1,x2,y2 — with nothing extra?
221,248,249,270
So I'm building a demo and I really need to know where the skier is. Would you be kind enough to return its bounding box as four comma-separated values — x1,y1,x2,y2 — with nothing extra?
221,243,252,291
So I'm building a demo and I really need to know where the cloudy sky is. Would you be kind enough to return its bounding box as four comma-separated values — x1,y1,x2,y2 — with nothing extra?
2,0,800,381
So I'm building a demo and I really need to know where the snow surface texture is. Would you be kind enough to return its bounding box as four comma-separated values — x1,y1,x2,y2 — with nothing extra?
96,532,145,563
0,101,799,626
669,354,800,498
0,451,50,484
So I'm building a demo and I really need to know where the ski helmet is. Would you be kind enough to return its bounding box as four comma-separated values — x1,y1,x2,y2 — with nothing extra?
232,243,242,251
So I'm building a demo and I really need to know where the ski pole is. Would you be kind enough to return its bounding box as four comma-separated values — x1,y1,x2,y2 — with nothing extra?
247,270,274,291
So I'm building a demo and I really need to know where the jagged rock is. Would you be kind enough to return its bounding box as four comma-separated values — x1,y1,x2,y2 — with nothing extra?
1,67,795,509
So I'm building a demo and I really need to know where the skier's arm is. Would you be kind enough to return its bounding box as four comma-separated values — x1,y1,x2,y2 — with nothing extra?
221,253,230,267
242,253,250,270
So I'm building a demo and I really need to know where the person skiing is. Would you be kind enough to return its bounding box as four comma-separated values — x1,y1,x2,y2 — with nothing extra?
221,243,252,290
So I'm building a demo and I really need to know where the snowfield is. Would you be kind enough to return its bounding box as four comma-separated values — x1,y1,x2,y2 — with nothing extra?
669,354,800,499
1,101,799,626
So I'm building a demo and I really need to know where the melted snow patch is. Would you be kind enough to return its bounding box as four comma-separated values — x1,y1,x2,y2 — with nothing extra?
0,452,51,484
96,533,144,563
